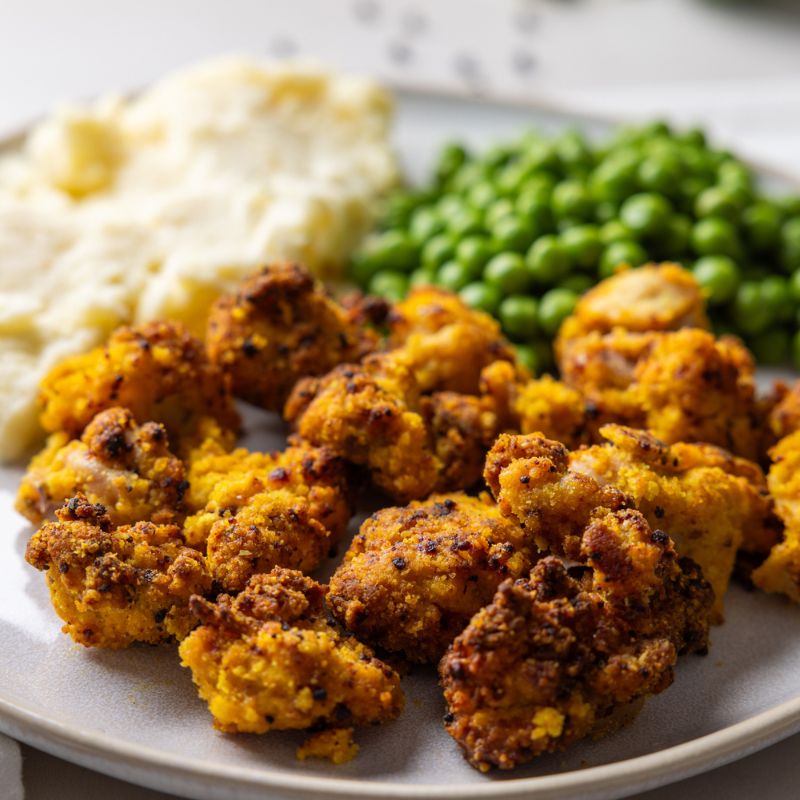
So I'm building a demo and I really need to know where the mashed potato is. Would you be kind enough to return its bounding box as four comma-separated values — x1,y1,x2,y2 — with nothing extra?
0,56,398,462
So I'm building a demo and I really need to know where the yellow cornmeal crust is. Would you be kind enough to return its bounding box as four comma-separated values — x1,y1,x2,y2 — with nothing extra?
296,728,359,764
179,568,404,735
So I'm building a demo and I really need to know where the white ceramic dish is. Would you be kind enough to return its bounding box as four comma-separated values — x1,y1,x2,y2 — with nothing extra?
1,92,800,800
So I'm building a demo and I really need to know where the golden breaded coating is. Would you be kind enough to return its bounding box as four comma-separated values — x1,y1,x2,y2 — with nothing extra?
296,728,359,764
183,442,351,591
440,509,712,772
25,496,210,648
555,262,708,356
766,380,800,444
38,321,239,457
752,430,800,601
179,568,404,735
388,287,519,394
206,263,380,412
17,408,187,526
328,493,534,664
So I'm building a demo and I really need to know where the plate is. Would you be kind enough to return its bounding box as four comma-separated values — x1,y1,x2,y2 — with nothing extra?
2,92,800,800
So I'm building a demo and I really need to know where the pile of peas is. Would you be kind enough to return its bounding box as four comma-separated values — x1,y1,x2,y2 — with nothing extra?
350,121,800,374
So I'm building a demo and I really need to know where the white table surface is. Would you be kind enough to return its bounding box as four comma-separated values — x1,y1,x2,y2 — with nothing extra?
3,1,800,797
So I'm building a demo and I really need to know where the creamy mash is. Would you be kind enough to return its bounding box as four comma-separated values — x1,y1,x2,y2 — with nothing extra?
0,56,398,462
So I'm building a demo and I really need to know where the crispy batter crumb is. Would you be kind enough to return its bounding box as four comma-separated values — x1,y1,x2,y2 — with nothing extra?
296,728,359,764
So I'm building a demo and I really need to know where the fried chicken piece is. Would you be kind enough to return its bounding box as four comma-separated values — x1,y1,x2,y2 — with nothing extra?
183,442,351,591
179,568,404,735
490,424,773,620
388,287,520,394
328,493,534,663
206,263,380,412
766,380,800,444
752,430,800,601
440,508,712,772
555,262,708,356
38,321,240,457
25,496,210,648
16,408,187,526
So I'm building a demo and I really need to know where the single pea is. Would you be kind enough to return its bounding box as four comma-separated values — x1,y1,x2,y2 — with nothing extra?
522,140,561,174
790,269,800,303
619,192,673,237
421,234,456,270
494,215,540,252
481,144,514,170
694,185,741,221
793,330,800,371
514,344,541,376
679,127,707,148
732,282,771,334
484,252,530,294
382,191,423,229
691,217,742,258
590,153,639,203
594,201,618,223
749,328,790,366
437,194,467,220
368,271,409,302
519,173,557,203
761,275,795,322
409,266,438,289
485,198,516,229
363,230,419,273
560,224,602,270
499,295,540,340
560,273,595,294
349,252,381,288
680,146,716,181
516,193,554,233
538,288,579,336
467,180,498,211
450,161,490,193
551,180,594,221
555,132,594,176
658,214,692,258
693,255,740,305
447,207,484,238
496,160,537,196
599,240,648,278
526,235,572,285
435,142,469,184
459,282,503,315
781,217,800,271
742,202,783,252
437,260,475,292
409,206,445,243
717,160,753,192
637,154,683,196
678,176,707,210
455,235,494,277
599,219,634,245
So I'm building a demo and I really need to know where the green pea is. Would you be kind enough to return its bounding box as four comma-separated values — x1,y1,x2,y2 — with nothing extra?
793,330,800,371
538,288,579,335
749,328,790,366
493,216,538,252
485,198,516,229
481,144,513,170
691,217,742,259
456,236,494,277
789,269,800,303
368,271,409,302
594,201,618,223
514,343,541,376
781,217,800,271
681,147,716,181
678,176,708,211
499,295,539,341
435,142,468,184
717,161,753,193
459,282,503,315
437,260,475,292
761,275,795,322
447,208,484,238
516,193,554,233
779,196,800,217
560,224,602,270
409,206,445,243
599,240,648,278
363,231,419,273
619,192,673,237
450,161,490,193
694,185,741,221
437,194,468,220
519,173,557,203
637,154,682,196
679,127,707,148
599,220,634,245
692,255,740,305
560,274,595,295
522,140,561,174
732,282,771,334
409,267,437,289
496,161,537,196
658,214,692,258
526,235,572,285
550,180,594,221
590,152,639,203
467,180,498,211
349,252,381,288
421,234,456,270
742,202,783,252
555,130,594,173
484,252,530,294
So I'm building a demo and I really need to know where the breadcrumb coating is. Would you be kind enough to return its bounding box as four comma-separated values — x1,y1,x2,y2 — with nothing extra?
179,568,404,735
17,408,187,526
25,496,210,648
38,320,239,457
296,728,359,764
206,263,380,412
328,493,534,663
440,508,712,771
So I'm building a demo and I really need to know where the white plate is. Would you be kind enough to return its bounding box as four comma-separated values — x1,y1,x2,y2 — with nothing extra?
2,93,800,800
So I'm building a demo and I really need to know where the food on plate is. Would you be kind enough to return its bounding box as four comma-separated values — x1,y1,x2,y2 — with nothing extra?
179,568,404,735
206,262,382,412
355,120,800,374
485,426,776,619
327,493,534,663
440,509,712,771
387,286,520,394
16,407,187,526
182,442,352,591
296,728,359,764
38,320,239,458
0,56,396,462
25,495,210,647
